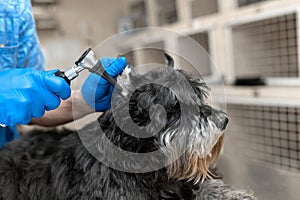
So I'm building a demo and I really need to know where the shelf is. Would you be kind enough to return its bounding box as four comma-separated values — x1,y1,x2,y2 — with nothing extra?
31,0,58,5
237,0,270,8
191,0,219,18
211,85,300,105
32,6,58,30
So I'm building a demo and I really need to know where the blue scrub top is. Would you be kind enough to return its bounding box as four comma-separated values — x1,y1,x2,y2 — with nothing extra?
0,0,45,148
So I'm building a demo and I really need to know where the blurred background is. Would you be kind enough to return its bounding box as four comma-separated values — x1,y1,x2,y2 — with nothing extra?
32,0,300,199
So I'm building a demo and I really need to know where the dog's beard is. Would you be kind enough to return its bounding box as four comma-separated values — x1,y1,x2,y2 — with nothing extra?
167,134,224,184
159,114,225,184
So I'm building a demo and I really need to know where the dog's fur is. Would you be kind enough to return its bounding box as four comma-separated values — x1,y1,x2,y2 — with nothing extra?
0,54,255,199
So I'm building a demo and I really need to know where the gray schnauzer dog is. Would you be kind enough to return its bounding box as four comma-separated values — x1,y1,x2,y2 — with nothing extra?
0,54,255,199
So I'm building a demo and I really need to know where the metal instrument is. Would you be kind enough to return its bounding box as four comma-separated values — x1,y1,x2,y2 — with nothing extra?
55,48,117,86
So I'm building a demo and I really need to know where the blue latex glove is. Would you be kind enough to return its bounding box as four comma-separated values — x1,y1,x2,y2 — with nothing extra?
81,57,127,112
0,68,71,126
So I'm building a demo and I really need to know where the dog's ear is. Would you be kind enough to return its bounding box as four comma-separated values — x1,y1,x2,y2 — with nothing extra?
164,53,174,68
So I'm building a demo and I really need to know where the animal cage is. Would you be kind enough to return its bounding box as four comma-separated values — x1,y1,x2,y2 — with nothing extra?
227,102,300,172
218,99,300,200
122,49,135,67
129,0,148,28
137,41,165,65
237,0,270,7
116,40,165,75
177,30,215,79
119,40,166,74
156,0,178,26
191,0,219,18
227,9,300,83
32,6,59,30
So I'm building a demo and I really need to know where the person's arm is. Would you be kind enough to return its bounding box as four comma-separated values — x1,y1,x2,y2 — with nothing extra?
31,57,127,127
30,90,93,127
0,68,71,127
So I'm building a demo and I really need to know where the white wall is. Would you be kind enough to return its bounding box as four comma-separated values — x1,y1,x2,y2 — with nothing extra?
37,0,127,70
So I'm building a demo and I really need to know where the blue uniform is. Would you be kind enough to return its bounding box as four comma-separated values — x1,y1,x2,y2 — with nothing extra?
0,0,45,148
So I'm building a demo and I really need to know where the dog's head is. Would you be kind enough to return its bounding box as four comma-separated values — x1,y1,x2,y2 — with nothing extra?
110,53,228,183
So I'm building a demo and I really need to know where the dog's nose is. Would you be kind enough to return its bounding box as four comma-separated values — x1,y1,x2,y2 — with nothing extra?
214,111,229,131
219,112,229,131
222,116,229,130
201,106,229,131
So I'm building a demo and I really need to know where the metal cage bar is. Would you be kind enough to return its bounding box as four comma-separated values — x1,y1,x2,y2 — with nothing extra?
177,31,212,77
231,12,298,78
156,0,178,26
227,103,300,172
191,0,219,18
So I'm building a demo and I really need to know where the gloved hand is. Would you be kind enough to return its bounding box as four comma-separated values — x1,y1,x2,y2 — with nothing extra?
0,68,71,126
81,57,127,112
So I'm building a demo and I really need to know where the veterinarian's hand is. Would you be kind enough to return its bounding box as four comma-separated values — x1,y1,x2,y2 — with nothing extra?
0,68,71,126
81,57,127,112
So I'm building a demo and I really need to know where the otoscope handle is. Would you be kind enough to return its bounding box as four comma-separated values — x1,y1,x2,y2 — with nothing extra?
54,70,71,85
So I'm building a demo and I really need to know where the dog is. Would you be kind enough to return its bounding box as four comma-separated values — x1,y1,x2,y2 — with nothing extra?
0,53,255,199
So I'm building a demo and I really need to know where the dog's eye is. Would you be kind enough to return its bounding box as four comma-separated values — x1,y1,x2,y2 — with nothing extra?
199,105,212,117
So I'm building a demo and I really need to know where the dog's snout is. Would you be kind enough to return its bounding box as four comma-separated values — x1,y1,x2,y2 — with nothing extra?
200,105,229,131
207,109,229,131
222,115,229,130
217,112,228,131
